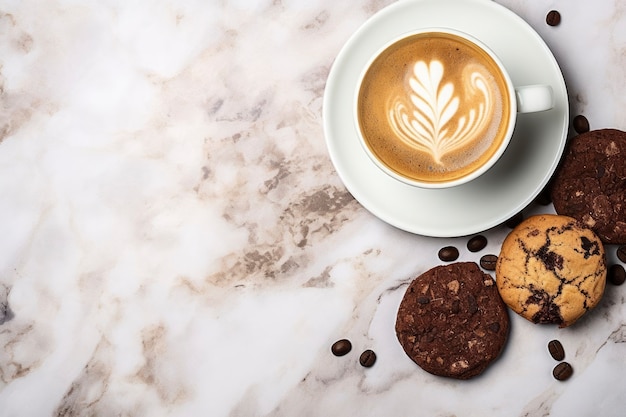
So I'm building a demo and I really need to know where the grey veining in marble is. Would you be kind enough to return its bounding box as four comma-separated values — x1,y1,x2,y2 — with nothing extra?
0,0,625,416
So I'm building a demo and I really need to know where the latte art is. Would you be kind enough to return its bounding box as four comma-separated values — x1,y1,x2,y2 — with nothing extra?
389,60,492,164
357,32,512,184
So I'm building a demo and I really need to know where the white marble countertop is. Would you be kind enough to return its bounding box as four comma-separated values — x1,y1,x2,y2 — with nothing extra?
1,0,625,416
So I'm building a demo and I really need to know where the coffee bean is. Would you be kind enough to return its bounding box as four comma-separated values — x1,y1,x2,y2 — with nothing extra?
467,235,488,252
553,362,573,381
480,254,498,271
438,246,459,262
505,212,524,229
546,10,561,26
359,349,377,367
331,339,352,357
451,299,460,314
617,246,626,263
573,114,590,134
608,264,626,286
548,339,565,361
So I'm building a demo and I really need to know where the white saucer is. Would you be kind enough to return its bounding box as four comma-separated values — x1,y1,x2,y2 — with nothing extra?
323,0,568,237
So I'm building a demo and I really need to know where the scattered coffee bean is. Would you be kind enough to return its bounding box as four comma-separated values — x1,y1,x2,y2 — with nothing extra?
480,254,498,271
617,246,626,263
608,264,626,286
548,339,565,361
438,246,459,262
331,339,352,357
553,362,573,381
467,235,488,252
573,114,590,134
359,349,377,367
505,212,524,229
546,10,561,26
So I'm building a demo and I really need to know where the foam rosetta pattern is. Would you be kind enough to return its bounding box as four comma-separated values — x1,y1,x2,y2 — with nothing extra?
388,60,491,164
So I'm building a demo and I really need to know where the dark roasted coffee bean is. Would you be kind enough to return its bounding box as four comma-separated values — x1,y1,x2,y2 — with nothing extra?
608,264,626,286
546,10,561,26
505,212,524,229
359,349,377,367
331,339,352,357
438,246,459,262
617,246,626,263
480,254,498,271
573,114,590,134
548,339,565,361
553,362,573,381
467,235,488,252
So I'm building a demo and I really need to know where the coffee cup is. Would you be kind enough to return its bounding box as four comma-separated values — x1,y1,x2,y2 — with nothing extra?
355,28,554,189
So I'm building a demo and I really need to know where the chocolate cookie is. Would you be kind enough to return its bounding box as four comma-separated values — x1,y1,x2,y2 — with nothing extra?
496,215,606,328
395,262,509,380
551,129,626,244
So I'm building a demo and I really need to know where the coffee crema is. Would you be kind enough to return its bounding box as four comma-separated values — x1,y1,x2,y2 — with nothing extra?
357,32,511,184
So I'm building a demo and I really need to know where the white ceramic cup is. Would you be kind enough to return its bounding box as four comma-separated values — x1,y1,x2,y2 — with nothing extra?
355,28,554,189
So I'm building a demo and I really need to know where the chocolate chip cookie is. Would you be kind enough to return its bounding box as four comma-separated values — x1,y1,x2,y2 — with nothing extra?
496,214,606,328
395,262,509,380
551,129,626,244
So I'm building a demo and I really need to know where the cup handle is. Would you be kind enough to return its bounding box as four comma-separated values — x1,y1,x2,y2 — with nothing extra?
515,85,554,113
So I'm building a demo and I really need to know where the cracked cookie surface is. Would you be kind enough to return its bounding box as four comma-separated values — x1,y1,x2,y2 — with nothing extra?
395,262,509,380
496,214,606,328
551,129,626,244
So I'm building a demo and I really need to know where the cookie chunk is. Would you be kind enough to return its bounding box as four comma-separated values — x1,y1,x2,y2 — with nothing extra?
395,262,509,380
551,129,626,244
496,215,606,328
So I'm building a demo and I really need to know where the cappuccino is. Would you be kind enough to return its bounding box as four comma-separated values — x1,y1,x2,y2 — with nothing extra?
357,32,511,184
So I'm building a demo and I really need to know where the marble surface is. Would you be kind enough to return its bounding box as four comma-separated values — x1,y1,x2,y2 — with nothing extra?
0,0,624,416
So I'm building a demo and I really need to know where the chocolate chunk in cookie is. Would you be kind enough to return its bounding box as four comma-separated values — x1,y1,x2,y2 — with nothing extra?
395,262,509,380
496,215,606,327
551,129,626,244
